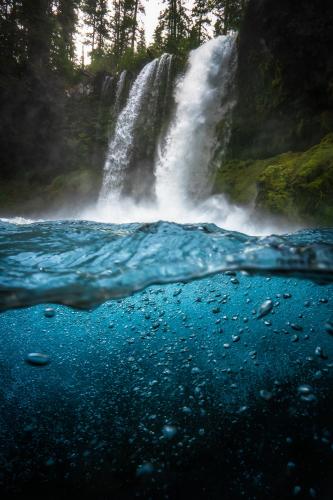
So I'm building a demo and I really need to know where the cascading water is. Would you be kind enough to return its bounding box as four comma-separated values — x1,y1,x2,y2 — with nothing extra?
101,75,113,97
99,60,159,203
94,36,258,232
99,55,174,205
155,34,237,213
113,69,127,115
106,69,128,140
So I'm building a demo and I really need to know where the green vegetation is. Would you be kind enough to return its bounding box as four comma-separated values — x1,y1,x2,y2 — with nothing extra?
214,134,333,226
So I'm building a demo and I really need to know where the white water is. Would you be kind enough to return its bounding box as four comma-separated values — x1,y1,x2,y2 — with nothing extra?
150,53,173,119
113,70,127,115
99,59,159,203
101,75,113,96
89,36,284,235
155,35,237,212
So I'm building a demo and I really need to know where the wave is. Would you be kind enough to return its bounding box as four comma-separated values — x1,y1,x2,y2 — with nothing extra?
0,220,332,311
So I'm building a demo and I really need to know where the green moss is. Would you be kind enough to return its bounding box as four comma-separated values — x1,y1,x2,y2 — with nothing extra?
213,159,263,205
214,134,333,226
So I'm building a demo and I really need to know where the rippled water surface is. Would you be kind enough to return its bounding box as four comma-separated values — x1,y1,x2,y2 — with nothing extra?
0,220,333,498
1,220,332,310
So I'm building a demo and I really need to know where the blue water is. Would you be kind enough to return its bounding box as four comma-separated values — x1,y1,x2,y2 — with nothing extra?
1,220,332,310
0,220,333,498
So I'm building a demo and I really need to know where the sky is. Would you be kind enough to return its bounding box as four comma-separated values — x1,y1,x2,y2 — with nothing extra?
143,0,163,44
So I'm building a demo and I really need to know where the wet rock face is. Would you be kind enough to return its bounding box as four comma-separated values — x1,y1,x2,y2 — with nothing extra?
227,0,333,160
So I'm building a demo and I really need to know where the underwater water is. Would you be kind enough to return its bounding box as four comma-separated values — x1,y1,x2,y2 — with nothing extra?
0,220,333,498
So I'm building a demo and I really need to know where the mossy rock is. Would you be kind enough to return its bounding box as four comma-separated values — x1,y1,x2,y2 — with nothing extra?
214,134,333,226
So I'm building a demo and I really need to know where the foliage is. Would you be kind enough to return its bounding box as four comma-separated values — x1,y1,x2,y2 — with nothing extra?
214,135,333,226
210,0,247,35
191,0,211,46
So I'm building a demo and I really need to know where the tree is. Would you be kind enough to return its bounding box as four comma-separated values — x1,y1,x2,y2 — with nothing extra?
153,0,190,53
82,0,110,56
136,26,146,53
51,0,81,77
56,0,80,63
191,0,211,46
0,0,81,75
20,0,55,70
109,0,144,64
0,1,21,70
210,0,246,35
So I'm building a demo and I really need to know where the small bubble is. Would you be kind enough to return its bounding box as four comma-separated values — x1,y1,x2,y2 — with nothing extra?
259,389,273,401
44,307,55,318
287,461,296,472
315,346,328,359
257,299,273,319
291,323,303,331
136,463,154,476
325,321,333,335
297,384,313,395
162,425,177,439
25,353,50,366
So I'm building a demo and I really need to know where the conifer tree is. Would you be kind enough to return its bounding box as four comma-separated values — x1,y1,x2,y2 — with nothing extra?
153,0,189,53
191,0,211,46
210,0,246,35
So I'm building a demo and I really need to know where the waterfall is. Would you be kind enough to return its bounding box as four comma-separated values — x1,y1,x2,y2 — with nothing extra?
99,55,174,204
113,70,127,115
101,75,113,97
99,60,158,202
94,36,243,229
155,34,237,212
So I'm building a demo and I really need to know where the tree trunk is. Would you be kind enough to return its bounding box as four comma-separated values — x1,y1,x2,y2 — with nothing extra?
131,0,139,51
